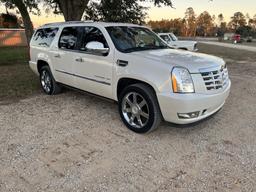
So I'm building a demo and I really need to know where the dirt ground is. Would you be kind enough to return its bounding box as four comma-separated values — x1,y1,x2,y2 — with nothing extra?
0,44,256,192
200,41,256,52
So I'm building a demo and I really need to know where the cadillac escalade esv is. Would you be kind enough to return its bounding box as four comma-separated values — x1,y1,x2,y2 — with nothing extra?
29,21,231,133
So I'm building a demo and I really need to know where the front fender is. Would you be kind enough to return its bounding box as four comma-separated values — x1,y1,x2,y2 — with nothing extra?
112,50,176,101
113,72,172,101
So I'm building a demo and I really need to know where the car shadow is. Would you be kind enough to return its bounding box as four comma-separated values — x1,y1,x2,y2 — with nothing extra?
60,88,223,136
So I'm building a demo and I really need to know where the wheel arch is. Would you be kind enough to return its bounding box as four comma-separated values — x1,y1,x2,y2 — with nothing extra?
37,60,49,73
116,77,158,101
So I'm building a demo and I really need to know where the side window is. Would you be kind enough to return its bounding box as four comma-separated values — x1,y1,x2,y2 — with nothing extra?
160,35,170,42
59,27,81,50
31,28,58,47
80,26,109,52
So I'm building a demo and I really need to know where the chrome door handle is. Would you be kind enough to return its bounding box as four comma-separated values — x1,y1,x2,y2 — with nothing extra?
54,54,61,58
117,60,128,67
75,57,84,62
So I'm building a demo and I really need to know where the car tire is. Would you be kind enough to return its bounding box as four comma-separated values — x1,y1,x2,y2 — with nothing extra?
118,83,162,133
39,66,61,95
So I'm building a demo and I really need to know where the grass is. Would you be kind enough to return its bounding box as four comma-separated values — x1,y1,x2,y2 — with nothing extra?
0,47,29,65
0,47,40,101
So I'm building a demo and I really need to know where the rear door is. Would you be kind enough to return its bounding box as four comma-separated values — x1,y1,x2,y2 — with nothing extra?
30,27,59,70
52,26,83,87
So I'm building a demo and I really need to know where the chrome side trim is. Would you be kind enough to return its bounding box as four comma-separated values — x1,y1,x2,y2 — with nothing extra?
55,70,111,86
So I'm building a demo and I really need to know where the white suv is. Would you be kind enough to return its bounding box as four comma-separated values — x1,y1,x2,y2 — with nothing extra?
158,32,198,52
29,21,231,133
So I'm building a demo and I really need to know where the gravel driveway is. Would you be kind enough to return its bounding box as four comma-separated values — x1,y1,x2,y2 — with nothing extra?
0,44,256,192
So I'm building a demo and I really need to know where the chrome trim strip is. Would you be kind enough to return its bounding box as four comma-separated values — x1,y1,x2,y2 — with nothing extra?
55,69,111,86
199,66,222,73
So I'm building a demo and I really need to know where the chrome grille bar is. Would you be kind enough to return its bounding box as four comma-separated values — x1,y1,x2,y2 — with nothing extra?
201,65,229,91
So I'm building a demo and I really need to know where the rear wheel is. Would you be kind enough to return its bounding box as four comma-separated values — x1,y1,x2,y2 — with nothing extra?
118,83,162,133
39,66,61,95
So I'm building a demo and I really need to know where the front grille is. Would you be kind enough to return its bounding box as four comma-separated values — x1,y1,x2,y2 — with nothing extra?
201,65,229,91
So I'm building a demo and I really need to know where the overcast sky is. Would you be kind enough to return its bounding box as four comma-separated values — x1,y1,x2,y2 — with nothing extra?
0,0,255,27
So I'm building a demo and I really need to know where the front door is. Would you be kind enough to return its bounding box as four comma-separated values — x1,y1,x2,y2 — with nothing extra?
73,26,114,99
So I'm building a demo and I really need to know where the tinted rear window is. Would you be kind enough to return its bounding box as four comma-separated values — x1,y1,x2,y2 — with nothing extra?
31,28,58,47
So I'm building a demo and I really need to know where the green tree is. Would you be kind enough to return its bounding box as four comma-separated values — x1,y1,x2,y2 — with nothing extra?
249,15,256,30
184,7,196,36
1,0,39,44
218,13,224,26
84,0,147,24
236,25,253,37
229,12,246,30
0,13,20,28
44,0,90,21
45,0,174,22
196,11,214,36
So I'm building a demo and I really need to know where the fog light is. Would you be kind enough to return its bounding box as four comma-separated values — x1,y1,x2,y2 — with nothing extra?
178,111,200,119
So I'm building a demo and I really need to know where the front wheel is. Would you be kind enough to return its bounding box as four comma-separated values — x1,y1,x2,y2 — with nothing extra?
118,84,162,133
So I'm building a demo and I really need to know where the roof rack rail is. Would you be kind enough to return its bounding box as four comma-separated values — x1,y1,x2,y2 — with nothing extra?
42,20,94,26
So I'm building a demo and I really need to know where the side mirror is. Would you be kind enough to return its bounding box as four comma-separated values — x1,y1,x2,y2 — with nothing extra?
85,41,109,54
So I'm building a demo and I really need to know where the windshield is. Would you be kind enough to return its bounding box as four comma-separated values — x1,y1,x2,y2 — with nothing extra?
106,26,168,53
160,35,172,42
169,33,178,41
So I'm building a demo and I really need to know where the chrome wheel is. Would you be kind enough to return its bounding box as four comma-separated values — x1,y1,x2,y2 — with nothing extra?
122,92,149,129
41,70,52,93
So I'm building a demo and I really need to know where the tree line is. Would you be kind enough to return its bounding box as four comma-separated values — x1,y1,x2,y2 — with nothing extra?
148,8,256,38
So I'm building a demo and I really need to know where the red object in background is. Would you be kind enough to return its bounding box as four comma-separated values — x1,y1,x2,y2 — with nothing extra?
232,34,241,43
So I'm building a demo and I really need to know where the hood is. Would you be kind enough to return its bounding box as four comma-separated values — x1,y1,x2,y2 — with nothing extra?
168,40,197,47
130,49,225,73
178,40,197,44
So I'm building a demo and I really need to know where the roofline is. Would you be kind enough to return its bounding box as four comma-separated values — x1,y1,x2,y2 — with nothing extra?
42,20,94,27
38,21,144,28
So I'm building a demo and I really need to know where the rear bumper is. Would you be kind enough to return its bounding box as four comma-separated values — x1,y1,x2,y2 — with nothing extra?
29,61,39,75
157,80,231,124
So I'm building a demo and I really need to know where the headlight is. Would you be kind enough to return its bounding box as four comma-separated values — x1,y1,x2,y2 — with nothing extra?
171,67,195,93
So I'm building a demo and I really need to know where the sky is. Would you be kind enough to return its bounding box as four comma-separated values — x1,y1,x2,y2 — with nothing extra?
1,0,256,27
147,0,256,21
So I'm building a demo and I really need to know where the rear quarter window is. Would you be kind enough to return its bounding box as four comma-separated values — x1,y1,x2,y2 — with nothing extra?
31,28,58,47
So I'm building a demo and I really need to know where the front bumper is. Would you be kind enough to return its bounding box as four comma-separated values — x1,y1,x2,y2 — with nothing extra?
157,80,231,124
